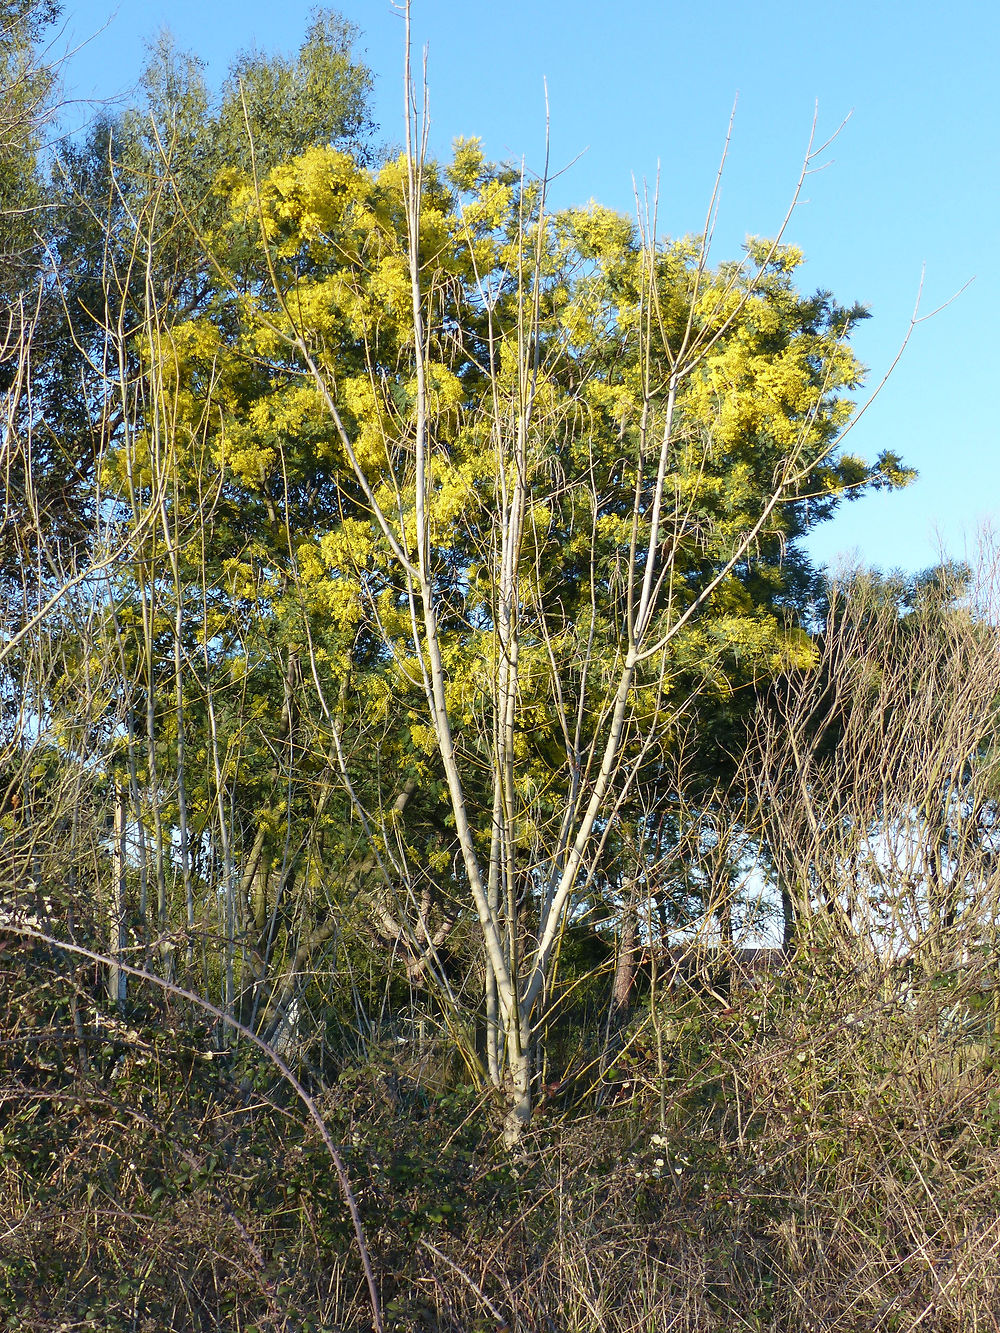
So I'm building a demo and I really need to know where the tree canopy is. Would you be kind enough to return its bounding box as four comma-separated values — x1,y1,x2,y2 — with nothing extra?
67,99,913,1133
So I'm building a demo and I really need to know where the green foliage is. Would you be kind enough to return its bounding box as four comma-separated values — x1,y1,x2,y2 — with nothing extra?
0,0,57,294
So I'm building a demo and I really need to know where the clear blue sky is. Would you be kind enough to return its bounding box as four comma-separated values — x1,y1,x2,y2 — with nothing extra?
55,0,997,576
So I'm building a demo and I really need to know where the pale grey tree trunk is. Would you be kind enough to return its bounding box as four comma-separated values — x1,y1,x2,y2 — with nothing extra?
107,781,127,1008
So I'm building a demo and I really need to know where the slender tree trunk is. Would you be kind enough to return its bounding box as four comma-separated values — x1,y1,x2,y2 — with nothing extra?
504,1020,533,1150
174,616,193,966
108,781,127,1008
781,884,796,954
123,708,148,942
611,878,640,1019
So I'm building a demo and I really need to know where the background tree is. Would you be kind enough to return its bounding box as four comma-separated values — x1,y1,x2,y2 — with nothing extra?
749,557,1000,959
1,11,378,1011
0,0,58,293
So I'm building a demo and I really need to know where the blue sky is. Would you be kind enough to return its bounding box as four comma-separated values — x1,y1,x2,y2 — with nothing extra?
55,0,997,576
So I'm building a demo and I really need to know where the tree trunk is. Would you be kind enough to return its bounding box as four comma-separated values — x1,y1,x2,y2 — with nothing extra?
611,881,640,1018
107,781,127,1008
781,883,796,954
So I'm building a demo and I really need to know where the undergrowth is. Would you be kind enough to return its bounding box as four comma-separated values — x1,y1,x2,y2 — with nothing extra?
4,937,1000,1332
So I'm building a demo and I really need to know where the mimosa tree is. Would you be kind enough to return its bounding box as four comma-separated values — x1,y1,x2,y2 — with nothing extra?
122,61,909,1136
